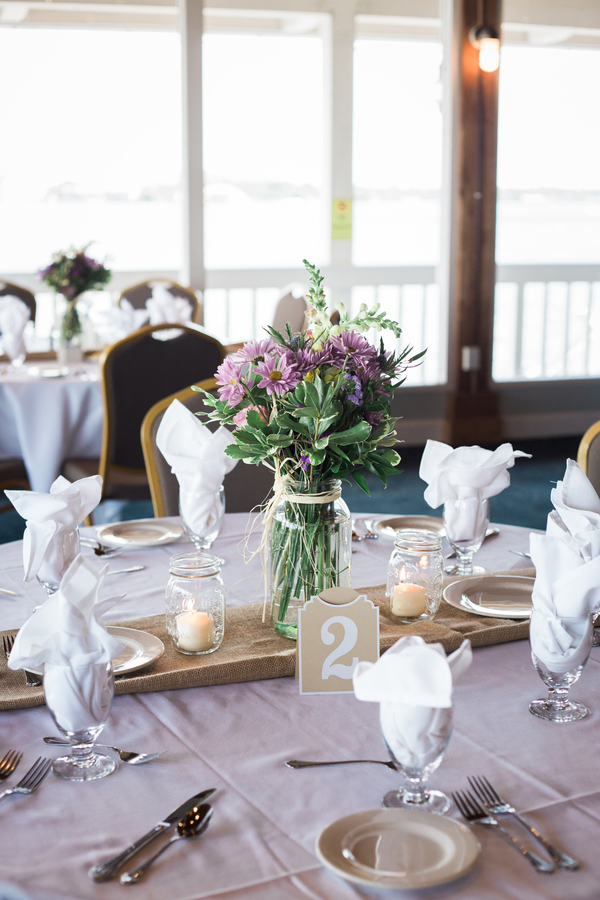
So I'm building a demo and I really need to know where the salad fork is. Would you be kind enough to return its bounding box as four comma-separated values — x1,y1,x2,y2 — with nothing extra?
453,790,554,873
0,757,52,803
0,750,22,782
467,775,578,869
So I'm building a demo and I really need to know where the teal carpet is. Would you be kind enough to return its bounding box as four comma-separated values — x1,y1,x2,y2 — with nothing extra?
0,437,580,545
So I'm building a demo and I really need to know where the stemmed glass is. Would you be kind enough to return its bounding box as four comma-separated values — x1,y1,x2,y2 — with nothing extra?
36,528,80,600
45,661,115,781
380,703,452,814
443,498,489,576
529,612,593,723
179,485,225,552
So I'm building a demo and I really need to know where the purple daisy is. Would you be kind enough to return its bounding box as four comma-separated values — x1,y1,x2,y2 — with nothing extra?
294,347,327,376
234,338,277,366
330,331,377,373
215,357,245,405
254,354,301,396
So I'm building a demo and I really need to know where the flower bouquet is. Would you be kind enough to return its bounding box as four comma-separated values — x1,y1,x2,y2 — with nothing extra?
38,245,111,345
200,260,424,637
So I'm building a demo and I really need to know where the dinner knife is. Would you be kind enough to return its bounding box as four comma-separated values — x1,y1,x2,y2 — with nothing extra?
0,588,18,597
88,788,216,882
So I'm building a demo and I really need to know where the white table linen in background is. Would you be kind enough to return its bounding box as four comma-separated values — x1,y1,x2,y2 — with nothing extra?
1,514,600,900
0,362,102,492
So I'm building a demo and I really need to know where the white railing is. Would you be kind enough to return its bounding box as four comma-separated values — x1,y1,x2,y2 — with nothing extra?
493,263,600,382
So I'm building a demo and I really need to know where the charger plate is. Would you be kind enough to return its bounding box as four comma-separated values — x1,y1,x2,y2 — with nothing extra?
26,366,70,378
372,516,445,539
443,575,534,619
96,520,184,548
27,626,164,678
316,808,480,890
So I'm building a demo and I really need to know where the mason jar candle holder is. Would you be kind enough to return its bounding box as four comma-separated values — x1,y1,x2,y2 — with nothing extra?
386,530,444,624
166,552,225,655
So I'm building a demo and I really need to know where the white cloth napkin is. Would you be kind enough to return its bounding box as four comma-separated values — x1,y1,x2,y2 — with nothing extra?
91,298,149,342
0,295,30,360
353,635,472,769
8,555,124,733
5,475,102,583
146,285,193,327
156,399,238,535
420,440,530,540
529,460,600,673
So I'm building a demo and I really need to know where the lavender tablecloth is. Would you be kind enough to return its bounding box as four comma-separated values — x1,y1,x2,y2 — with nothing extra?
1,513,599,900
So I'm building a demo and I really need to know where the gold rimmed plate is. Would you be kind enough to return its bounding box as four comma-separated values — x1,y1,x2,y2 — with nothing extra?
96,520,184,548
371,516,445,539
316,808,480,890
28,626,164,677
443,575,534,619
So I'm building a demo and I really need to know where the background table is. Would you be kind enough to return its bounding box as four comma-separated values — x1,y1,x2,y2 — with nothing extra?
0,362,102,492
2,514,599,900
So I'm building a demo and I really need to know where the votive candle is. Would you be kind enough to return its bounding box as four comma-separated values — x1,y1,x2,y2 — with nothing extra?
176,610,215,652
392,582,427,618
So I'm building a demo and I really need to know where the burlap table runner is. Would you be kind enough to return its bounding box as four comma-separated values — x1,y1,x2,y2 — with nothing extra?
0,568,534,711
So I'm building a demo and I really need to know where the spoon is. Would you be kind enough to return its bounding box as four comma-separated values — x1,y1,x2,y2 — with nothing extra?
43,737,167,765
510,549,532,559
0,588,18,597
119,804,213,883
80,537,123,558
286,758,396,770
106,566,146,576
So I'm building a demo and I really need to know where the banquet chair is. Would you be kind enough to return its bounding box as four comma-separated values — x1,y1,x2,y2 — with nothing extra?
62,323,225,504
0,281,36,323
577,419,600,495
271,291,307,336
141,378,273,516
0,459,30,513
119,278,201,324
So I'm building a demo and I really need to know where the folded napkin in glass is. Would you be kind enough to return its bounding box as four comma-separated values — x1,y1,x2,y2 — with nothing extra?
7,554,124,732
5,475,102,584
156,398,237,536
530,460,600,673
353,635,472,770
419,440,530,540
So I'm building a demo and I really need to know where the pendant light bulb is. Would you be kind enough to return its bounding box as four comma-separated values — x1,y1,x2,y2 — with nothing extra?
469,25,500,73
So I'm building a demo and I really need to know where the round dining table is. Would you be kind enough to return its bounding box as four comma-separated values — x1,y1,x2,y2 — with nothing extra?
0,513,599,900
0,361,102,493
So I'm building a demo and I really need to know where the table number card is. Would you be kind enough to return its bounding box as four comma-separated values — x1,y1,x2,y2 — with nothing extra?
298,587,379,695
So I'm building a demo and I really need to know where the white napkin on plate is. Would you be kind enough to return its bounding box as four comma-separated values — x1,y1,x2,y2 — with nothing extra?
420,440,530,540
5,475,102,583
529,460,600,673
0,295,30,360
353,635,472,770
8,554,124,733
146,285,193,327
156,399,238,535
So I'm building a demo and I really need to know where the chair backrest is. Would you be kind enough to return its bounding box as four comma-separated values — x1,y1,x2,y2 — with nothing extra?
577,419,600,495
99,323,225,482
141,378,273,516
0,281,36,324
119,278,201,323
271,291,307,336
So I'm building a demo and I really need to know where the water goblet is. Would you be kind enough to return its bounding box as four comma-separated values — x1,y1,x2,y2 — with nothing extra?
443,498,489,576
45,661,115,781
179,486,225,551
36,527,80,600
529,612,592,723
380,702,452,814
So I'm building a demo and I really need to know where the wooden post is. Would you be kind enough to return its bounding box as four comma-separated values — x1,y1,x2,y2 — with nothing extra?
445,0,502,445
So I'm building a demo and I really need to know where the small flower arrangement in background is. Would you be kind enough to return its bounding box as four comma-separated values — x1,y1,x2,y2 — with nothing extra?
38,245,111,343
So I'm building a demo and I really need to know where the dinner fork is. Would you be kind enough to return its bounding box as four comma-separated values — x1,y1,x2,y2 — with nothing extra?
0,757,52,804
0,750,22,782
2,635,42,687
80,537,122,557
453,790,554,873
467,775,578,869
